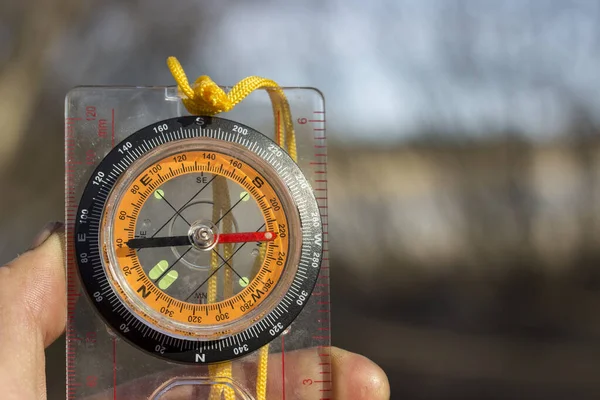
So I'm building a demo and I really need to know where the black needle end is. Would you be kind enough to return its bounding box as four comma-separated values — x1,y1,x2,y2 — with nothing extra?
126,236,190,249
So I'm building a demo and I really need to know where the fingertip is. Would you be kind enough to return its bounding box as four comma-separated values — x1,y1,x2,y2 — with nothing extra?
34,229,66,345
30,221,64,250
332,347,390,400
2,228,66,346
359,358,390,400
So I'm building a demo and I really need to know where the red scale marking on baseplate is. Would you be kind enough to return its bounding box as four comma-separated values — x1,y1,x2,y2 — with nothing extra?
311,108,331,398
66,108,117,400
66,116,81,399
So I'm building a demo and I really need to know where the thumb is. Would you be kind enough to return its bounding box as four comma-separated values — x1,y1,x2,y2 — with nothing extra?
0,222,66,400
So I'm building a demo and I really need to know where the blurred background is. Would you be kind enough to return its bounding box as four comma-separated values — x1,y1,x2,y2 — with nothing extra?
2,0,600,398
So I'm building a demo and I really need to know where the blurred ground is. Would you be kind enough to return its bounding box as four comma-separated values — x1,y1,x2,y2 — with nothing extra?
2,0,600,399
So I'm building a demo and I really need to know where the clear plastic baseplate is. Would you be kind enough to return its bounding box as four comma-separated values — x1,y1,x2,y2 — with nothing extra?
65,86,330,400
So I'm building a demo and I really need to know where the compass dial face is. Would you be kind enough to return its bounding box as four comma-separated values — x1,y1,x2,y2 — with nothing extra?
75,116,323,364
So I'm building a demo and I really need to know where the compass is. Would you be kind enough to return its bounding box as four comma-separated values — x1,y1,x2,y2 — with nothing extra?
74,116,323,364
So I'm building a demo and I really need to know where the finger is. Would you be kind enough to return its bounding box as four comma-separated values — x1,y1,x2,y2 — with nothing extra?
330,347,390,400
0,223,66,400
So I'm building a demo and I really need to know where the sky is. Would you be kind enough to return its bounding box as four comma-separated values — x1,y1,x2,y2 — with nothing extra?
47,0,600,143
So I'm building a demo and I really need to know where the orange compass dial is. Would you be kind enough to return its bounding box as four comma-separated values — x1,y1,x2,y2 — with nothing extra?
112,151,289,334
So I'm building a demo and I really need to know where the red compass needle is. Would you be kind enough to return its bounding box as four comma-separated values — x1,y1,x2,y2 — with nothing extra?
217,231,277,243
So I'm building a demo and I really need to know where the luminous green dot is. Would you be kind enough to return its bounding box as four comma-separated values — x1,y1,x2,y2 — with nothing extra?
149,260,169,280
158,270,178,290
240,191,249,201
239,277,250,287
154,189,165,199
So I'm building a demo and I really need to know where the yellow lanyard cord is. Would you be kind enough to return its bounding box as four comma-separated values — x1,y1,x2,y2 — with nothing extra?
167,57,297,161
167,56,297,400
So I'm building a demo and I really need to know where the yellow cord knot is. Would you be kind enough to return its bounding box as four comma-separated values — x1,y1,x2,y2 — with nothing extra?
167,57,228,115
192,75,233,113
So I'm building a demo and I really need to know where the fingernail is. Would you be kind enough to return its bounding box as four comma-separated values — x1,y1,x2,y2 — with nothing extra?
31,221,64,249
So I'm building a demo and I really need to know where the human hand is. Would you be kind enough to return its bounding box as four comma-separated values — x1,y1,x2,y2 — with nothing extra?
0,222,390,399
